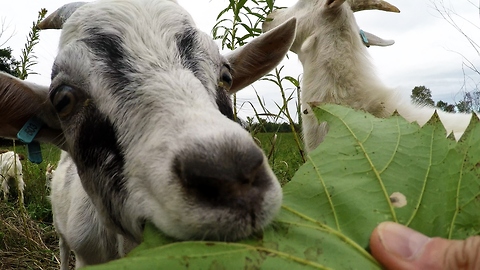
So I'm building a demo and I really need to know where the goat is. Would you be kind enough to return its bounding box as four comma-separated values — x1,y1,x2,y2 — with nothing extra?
0,151,25,204
0,0,296,268
263,0,474,153
45,163,55,190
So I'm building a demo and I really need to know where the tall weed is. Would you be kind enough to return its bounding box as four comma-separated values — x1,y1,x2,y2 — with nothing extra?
212,0,305,180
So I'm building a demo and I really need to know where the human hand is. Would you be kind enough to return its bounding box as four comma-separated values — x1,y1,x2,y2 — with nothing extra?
370,222,480,269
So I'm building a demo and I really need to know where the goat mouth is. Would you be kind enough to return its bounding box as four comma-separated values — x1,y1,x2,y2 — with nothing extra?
140,220,147,232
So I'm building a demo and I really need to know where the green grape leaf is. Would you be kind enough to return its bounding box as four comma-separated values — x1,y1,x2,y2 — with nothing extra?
86,104,480,269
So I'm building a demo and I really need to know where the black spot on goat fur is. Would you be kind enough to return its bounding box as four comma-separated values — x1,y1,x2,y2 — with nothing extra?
176,26,202,80
216,87,234,120
74,103,130,238
82,28,138,102
176,26,234,120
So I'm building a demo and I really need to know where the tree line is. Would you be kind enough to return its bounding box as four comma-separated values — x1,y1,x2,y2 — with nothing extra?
411,85,480,113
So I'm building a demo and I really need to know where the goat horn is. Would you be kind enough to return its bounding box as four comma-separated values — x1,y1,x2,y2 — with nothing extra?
347,0,400,13
37,2,87,30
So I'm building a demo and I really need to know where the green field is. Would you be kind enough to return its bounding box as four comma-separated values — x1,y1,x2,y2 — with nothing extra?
0,142,61,269
1,143,61,220
254,132,305,185
0,132,304,268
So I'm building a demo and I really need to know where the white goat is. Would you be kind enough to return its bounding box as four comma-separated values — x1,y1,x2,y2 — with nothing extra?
0,151,25,204
0,0,296,268
263,0,474,153
45,163,55,190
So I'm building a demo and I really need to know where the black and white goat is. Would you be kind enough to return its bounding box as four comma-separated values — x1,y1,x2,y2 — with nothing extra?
263,0,474,152
0,0,296,268
0,150,25,204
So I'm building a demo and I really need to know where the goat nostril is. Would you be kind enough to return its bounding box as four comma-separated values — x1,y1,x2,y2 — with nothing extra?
241,146,264,185
173,142,268,205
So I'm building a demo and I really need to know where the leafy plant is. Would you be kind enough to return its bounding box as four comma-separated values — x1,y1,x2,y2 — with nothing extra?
212,0,280,122
15,8,47,80
86,104,480,269
262,66,305,162
212,0,276,51
212,0,305,175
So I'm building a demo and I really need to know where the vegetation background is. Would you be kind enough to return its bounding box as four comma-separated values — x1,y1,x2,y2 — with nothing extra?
0,0,478,269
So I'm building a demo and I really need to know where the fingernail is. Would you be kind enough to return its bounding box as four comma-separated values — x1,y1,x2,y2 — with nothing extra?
377,222,431,261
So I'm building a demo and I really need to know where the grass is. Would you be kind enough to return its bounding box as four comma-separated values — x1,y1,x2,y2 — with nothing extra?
254,132,305,185
0,142,61,270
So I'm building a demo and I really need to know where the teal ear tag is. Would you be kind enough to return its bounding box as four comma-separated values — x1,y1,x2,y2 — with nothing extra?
359,29,370,47
27,141,43,164
17,117,43,144
17,117,44,164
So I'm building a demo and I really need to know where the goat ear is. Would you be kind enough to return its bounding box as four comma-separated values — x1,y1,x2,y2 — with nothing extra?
37,2,87,30
362,30,395,47
226,17,297,93
0,72,64,147
327,0,346,9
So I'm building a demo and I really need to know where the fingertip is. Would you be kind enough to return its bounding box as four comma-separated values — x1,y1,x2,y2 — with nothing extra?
370,222,430,270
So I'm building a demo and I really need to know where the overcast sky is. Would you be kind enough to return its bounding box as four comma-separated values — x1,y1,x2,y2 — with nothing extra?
0,0,478,120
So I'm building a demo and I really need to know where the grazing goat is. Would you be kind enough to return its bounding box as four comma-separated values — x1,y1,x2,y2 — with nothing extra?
45,163,55,190
0,151,25,204
263,0,474,152
0,0,296,268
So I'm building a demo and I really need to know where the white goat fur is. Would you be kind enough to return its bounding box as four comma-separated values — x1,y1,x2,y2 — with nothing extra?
263,0,474,153
0,0,296,268
0,151,24,203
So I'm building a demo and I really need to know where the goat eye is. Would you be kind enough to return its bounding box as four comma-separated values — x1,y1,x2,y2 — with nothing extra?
218,65,233,91
51,85,77,117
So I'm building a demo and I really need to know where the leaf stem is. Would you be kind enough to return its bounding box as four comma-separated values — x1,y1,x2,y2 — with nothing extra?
405,125,436,227
281,205,381,267
152,240,334,269
378,117,401,174
306,155,340,231
322,107,398,222
449,141,469,239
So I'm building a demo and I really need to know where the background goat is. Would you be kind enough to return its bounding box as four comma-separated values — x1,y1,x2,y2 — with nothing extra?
45,163,55,190
263,0,474,153
0,0,296,268
0,151,25,204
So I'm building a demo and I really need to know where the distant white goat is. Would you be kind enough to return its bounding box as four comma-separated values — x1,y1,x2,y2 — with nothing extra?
0,151,25,204
0,0,296,268
263,0,474,152
45,163,55,190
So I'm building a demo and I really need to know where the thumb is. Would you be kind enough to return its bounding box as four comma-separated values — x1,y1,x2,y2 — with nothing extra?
370,222,480,270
